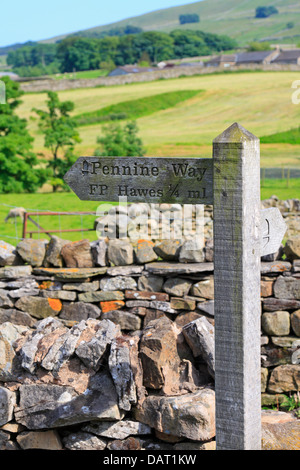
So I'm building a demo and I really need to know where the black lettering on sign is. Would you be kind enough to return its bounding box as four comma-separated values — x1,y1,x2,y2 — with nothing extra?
64,157,213,204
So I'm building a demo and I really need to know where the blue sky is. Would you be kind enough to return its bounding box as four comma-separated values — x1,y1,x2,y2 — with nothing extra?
0,0,201,47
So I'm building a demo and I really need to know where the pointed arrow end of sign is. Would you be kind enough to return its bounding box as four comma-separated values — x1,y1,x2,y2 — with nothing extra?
261,207,287,257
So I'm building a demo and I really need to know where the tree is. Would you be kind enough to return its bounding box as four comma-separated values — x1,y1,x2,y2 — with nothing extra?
255,6,278,18
179,14,200,25
33,91,81,192
0,77,48,193
248,41,271,51
95,121,145,157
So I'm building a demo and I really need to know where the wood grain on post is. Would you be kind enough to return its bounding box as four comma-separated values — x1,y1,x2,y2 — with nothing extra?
213,123,261,450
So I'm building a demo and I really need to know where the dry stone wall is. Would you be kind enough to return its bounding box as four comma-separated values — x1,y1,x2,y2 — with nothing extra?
0,197,299,450
19,64,300,94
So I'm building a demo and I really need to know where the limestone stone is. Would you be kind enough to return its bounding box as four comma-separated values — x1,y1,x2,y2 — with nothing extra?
6,287,39,298
135,240,158,264
16,430,63,450
78,290,124,303
107,436,142,451
137,275,164,293
15,296,62,319
274,276,300,300
63,280,99,292
5,278,38,290
75,319,120,370
16,239,48,267
163,277,192,297
291,309,300,337
63,432,107,450
143,309,166,327
174,311,202,328
39,290,77,301
263,298,300,312
182,316,215,378
44,236,70,268
84,420,151,440
90,239,107,267
106,265,143,276
261,261,291,274
261,278,274,298
262,420,300,450
126,300,150,308
0,240,21,267
33,267,107,280
59,302,101,322
170,298,196,311
139,316,202,395
102,310,141,331
0,430,18,450
271,336,300,348
261,345,295,368
197,300,215,316
284,238,300,261
61,239,93,268
0,308,35,327
0,265,32,280
262,311,290,336
108,239,134,266
0,290,14,308
40,320,90,374
268,365,300,393
261,368,268,392
125,290,169,302
109,336,137,411
135,387,215,441
149,301,178,314
204,239,214,262
100,276,137,291
174,441,216,451
14,372,122,429
18,317,66,374
154,240,182,261
179,238,205,263
190,276,214,299
0,387,16,426
146,262,214,276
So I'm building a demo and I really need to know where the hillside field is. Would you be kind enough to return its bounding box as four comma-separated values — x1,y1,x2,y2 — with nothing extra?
41,0,300,47
18,70,300,169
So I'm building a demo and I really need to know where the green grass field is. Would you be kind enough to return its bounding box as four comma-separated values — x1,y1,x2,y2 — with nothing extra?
50,69,109,80
1,177,299,246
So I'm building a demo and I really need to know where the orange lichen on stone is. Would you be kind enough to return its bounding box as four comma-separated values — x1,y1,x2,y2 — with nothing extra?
47,298,62,312
39,281,54,290
137,239,155,247
100,300,125,314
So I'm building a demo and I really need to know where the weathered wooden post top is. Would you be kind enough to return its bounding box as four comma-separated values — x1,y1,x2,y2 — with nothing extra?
64,122,286,451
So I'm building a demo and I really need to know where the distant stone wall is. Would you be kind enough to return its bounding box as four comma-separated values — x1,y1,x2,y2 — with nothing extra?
19,63,300,93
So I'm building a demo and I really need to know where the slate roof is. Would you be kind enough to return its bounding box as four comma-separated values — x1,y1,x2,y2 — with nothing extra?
236,51,275,64
272,50,300,63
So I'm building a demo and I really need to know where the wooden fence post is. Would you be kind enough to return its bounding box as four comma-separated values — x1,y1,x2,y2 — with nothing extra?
213,123,262,450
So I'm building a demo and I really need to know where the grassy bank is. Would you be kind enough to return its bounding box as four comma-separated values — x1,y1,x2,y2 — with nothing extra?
74,89,202,126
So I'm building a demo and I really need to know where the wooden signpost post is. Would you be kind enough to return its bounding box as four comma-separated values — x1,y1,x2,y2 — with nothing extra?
64,122,286,451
